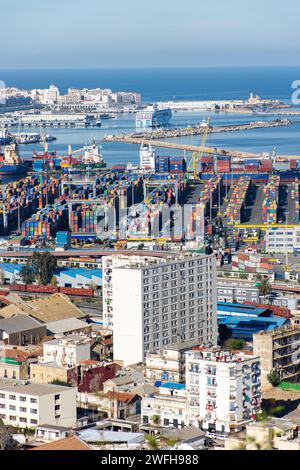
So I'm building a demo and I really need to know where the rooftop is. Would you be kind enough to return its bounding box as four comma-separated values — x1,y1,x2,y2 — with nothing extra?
46,317,90,335
30,435,91,451
0,314,43,334
0,380,75,396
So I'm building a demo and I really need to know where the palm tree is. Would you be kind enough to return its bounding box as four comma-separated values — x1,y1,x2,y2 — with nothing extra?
259,278,271,296
145,434,160,450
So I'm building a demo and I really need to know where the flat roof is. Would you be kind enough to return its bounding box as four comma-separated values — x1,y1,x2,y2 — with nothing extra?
0,380,74,396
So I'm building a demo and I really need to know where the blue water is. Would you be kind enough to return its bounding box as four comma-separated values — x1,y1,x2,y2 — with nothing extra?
2,67,300,168
1,67,300,102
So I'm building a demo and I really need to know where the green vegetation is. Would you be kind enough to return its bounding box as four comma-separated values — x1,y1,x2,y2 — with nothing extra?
0,419,19,450
218,323,232,346
50,275,58,286
259,278,271,296
267,370,281,387
224,338,246,351
145,434,160,450
19,265,35,284
31,252,57,285
51,379,72,387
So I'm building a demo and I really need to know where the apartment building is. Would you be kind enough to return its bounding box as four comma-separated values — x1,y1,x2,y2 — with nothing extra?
217,278,260,304
253,326,300,389
0,381,76,428
106,253,217,366
185,348,261,434
145,340,202,383
141,382,187,430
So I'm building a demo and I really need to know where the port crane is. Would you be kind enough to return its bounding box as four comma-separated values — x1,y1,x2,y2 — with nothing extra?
187,118,212,179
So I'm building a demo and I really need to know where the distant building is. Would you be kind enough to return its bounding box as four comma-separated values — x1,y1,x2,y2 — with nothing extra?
185,348,261,433
253,326,300,389
217,278,260,304
266,227,300,254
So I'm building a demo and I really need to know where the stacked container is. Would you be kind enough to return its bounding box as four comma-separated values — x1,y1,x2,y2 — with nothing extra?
262,175,280,225
225,176,251,225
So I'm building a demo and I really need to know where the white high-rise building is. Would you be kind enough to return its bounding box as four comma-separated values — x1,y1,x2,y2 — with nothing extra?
185,348,261,434
104,253,217,366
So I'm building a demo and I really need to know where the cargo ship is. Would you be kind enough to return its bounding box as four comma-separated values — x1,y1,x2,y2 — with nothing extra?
136,106,172,128
32,140,106,173
0,142,32,175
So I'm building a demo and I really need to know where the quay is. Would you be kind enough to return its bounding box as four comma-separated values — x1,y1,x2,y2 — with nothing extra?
0,113,102,128
108,118,292,142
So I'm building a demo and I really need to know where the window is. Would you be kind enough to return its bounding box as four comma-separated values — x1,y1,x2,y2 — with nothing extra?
9,416,16,421
20,396,26,402
19,418,27,423
0,394,5,399
30,419,38,425
20,407,27,413
30,398,37,404
9,405,16,411
9,395,16,401
30,409,38,414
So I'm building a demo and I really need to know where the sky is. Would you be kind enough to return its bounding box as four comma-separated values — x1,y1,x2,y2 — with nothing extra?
0,0,300,69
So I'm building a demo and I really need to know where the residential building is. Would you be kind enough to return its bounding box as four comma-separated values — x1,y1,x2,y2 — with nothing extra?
0,349,29,381
0,381,77,428
42,335,91,367
141,382,187,430
103,253,217,366
145,340,202,383
185,348,261,434
253,325,300,389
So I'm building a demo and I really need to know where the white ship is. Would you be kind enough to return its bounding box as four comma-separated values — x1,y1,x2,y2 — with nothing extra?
136,105,172,128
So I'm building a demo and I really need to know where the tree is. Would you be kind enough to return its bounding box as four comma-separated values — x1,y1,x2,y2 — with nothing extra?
145,434,160,450
218,323,232,346
225,338,246,351
31,252,57,286
0,419,18,450
50,276,58,286
259,279,271,296
151,415,160,425
19,265,35,285
267,370,281,387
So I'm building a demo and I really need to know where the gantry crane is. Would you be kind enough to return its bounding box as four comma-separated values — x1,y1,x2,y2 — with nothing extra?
187,117,211,179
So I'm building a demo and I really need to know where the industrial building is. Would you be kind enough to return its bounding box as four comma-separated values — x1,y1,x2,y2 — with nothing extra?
217,302,289,341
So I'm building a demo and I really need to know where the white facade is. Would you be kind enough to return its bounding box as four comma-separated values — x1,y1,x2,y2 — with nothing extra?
139,144,156,170
185,349,261,433
141,383,187,429
107,253,217,366
42,335,91,367
266,227,300,254
0,381,76,428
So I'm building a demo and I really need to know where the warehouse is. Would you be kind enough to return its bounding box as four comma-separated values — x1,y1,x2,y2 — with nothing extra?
217,302,289,341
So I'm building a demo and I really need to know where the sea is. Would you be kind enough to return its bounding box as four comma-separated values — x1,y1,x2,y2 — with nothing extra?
2,67,300,168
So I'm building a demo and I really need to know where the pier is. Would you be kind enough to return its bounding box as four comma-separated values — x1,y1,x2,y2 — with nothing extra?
108,118,292,141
